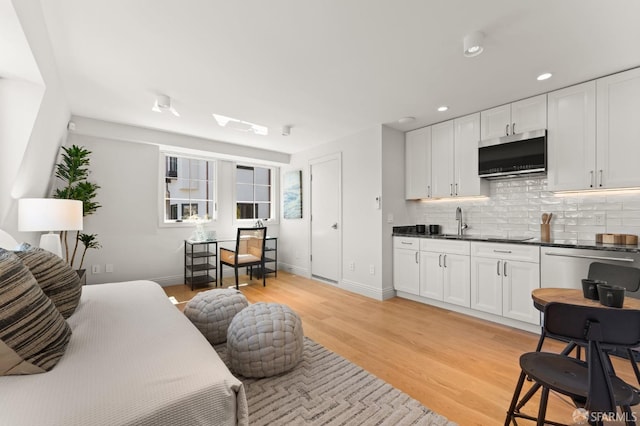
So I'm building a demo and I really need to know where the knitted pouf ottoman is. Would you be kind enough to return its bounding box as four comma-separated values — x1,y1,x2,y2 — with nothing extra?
226,302,303,378
184,288,248,344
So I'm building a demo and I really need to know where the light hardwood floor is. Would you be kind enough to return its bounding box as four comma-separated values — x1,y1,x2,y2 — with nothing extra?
164,271,638,425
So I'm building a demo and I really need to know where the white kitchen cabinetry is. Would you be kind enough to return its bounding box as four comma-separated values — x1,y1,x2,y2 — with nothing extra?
454,113,487,197
480,94,547,140
420,239,470,307
430,121,454,198
470,243,540,325
547,81,597,191
428,114,487,199
547,68,640,191
596,67,640,189
393,237,420,295
405,127,432,199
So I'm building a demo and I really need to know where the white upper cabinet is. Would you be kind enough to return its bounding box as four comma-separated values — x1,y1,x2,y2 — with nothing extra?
480,94,547,140
548,67,640,191
430,121,455,198
547,81,597,191
596,67,640,189
454,113,487,197
405,126,431,199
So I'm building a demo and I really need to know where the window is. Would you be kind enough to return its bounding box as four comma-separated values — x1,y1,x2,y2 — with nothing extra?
163,154,216,222
236,164,273,220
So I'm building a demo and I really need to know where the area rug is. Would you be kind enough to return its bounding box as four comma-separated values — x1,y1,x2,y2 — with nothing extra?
215,337,457,426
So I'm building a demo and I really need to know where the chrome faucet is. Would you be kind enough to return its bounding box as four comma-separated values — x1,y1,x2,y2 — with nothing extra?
456,207,468,236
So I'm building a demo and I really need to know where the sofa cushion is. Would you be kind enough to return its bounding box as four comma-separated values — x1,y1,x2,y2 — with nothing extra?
0,249,72,375
15,244,82,318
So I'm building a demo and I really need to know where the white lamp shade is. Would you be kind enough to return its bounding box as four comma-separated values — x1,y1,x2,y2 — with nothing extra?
18,199,84,232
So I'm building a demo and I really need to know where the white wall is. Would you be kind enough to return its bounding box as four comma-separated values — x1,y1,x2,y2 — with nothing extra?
67,131,281,285
1,0,71,243
279,124,406,300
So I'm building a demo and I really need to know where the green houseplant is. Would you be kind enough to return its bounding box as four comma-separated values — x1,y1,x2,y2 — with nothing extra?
53,145,101,268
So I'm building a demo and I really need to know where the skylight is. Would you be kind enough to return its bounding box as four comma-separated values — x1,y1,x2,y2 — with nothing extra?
212,114,268,136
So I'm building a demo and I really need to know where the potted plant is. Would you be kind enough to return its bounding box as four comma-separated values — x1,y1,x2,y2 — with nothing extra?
53,145,101,268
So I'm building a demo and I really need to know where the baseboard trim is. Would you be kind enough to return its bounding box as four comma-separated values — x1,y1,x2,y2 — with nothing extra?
278,262,309,278
340,279,393,301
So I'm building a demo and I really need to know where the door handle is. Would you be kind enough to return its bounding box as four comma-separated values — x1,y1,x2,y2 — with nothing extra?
455,183,458,196
415,251,419,264
599,169,603,187
450,184,453,196
438,254,442,267
497,260,501,276
505,124,509,136
503,261,508,277
331,223,338,229
443,254,447,268
512,123,516,134
590,170,594,188
427,185,431,198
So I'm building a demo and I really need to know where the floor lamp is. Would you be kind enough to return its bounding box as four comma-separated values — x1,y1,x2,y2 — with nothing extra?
18,198,84,258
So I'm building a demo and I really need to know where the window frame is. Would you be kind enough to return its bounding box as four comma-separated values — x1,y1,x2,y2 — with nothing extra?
159,151,218,227
233,162,279,226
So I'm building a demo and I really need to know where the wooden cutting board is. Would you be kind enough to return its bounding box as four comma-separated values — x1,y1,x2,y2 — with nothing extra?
595,233,638,245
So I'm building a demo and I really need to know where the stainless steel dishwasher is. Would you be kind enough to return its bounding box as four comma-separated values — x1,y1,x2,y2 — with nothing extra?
540,246,640,297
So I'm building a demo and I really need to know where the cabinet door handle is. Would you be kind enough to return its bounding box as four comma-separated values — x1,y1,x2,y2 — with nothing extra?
590,170,594,188
415,251,419,264
493,249,512,254
497,260,501,276
512,123,516,135
599,169,603,187
450,184,453,196
505,124,509,136
455,183,458,196
443,254,447,268
427,185,431,198
401,241,412,245
503,261,508,277
438,254,442,267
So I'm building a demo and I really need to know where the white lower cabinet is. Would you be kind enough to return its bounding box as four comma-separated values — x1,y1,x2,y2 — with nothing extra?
420,239,471,307
393,237,420,295
470,243,540,325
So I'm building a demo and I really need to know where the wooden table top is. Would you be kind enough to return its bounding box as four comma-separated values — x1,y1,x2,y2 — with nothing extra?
532,287,640,310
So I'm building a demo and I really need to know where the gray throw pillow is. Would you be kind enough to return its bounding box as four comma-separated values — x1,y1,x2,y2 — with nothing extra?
15,244,82,318
0,249,72,375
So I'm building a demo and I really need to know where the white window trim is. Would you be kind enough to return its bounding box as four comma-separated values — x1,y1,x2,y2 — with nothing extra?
232,162,279,226
158,151,218,228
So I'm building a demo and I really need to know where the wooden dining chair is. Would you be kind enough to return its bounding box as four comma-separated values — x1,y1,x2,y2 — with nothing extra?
219,227,267,290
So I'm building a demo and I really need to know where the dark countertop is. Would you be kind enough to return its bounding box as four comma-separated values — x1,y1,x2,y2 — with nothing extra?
392,226,640,253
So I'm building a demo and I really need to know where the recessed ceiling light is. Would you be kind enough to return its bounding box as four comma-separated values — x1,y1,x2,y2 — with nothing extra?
398,116,415,124
537,72,552,81
437,106,449,112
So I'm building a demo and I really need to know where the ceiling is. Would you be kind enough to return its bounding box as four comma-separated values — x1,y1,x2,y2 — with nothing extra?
36,0,640,155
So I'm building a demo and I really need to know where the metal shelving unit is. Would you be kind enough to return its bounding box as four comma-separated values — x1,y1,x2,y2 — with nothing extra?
184,240,217,290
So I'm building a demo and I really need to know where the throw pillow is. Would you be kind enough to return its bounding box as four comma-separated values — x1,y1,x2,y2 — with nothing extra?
14,243,82,318
0,249,72,375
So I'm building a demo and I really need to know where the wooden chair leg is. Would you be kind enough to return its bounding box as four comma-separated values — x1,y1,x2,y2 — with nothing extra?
262,261,266,287
234,266,239,290
536,387,549,426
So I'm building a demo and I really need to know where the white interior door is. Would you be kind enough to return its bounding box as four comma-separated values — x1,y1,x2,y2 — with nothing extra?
310,154,341,283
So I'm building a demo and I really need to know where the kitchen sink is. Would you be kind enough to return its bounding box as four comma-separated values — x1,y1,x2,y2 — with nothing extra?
436,234,533,242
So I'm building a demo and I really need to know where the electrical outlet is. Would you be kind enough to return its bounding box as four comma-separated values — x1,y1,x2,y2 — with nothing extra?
348,262,355,271
369,264,375,275
595,213,606,226
91,264,101,274
105,264,114,273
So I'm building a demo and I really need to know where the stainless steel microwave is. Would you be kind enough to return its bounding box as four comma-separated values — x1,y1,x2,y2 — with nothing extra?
478,129,547,179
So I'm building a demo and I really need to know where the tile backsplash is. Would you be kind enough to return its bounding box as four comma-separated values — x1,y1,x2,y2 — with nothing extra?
407,177,640,242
